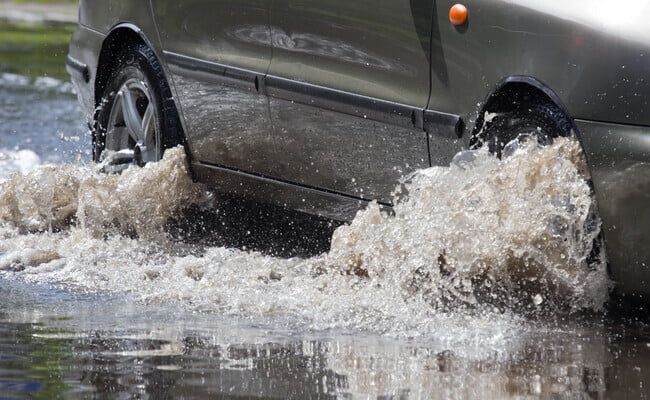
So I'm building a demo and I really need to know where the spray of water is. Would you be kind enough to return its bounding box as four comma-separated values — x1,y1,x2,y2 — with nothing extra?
0,138,611,334
0,147,209,236
324,138,609,313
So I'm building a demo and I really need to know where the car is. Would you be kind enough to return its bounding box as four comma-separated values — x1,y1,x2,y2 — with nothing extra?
66,1,650,300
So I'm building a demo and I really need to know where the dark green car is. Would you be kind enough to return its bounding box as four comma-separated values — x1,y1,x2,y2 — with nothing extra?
67,1,650,299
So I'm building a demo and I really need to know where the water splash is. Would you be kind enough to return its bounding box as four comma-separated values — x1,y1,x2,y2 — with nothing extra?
324,138,609,313
0,138,611,335
0,149,41,177
0,147,209,236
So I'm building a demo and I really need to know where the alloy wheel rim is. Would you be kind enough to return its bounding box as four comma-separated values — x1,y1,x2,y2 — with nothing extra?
102,78,159,171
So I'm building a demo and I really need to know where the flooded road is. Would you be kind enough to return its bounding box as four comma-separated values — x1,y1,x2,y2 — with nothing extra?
2,274,643,399
2,16,650,399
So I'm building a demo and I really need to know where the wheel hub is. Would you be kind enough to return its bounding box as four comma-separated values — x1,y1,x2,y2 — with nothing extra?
101,78,159,170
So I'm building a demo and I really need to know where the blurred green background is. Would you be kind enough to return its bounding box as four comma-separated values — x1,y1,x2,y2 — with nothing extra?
0,0,79,80
9,0,77,3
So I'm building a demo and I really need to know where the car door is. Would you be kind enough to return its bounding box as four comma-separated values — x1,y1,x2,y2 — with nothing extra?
150,0,275,176
266,0,446,203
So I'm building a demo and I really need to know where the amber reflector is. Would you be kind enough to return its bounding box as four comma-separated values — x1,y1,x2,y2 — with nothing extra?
449,4,468,25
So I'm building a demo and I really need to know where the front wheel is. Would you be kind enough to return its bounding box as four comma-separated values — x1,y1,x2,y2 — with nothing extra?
93,43,184,172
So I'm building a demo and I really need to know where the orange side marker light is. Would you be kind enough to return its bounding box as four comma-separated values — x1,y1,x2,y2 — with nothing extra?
449,4,468,25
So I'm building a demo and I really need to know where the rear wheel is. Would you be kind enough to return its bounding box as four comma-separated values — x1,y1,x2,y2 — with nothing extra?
473,99,605,271
94,43,184,172
472,102,574,158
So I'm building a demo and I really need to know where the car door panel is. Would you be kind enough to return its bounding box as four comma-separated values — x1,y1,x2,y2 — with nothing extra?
267,0,438,203
150,0,275,176
268,99,429,201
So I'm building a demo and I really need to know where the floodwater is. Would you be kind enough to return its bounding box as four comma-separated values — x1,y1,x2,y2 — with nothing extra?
2,17,650,400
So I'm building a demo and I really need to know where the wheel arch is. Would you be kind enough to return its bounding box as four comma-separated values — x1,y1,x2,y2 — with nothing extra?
468,76,607,275
469,76,582,149
92,23,188,165
94,24,160,108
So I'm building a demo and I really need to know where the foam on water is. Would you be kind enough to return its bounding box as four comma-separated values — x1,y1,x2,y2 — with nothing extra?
326,138,609,313
0,147,207,235
0,139,611,338
0,73,74,94
0,149,42,178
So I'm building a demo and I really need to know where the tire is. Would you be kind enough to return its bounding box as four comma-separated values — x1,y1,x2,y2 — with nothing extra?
473,102,573,158
93,43,184,172
474,99,606,272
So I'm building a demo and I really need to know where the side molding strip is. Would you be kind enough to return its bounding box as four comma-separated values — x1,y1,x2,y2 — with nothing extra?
162,51,462,136
163,51,262,93
265,75,421,130
424,109,464,139
65,55,89,83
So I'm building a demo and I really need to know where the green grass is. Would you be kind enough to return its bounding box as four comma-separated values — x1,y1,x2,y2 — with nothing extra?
10,0,77,3
0,20,75,80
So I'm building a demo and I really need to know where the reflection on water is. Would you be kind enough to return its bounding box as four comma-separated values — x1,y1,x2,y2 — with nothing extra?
1,277,650,400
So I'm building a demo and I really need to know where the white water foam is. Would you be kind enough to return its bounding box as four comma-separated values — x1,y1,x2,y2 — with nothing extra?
0,139,611,338
0,73,74,94
0,149,42,179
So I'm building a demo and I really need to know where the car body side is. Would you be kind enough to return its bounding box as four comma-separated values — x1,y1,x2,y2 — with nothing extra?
67,0,650,298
